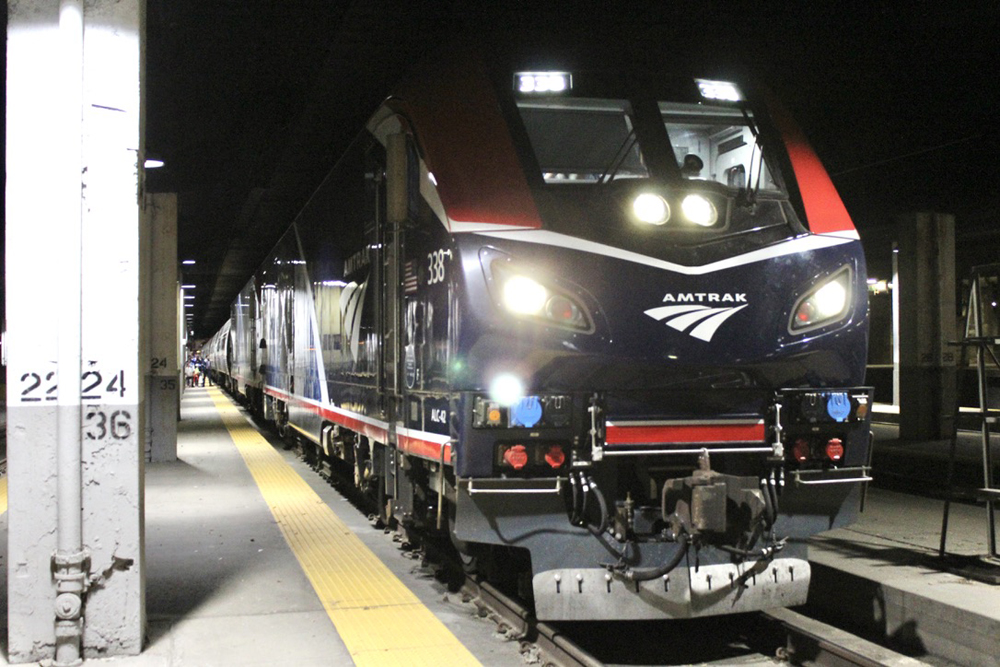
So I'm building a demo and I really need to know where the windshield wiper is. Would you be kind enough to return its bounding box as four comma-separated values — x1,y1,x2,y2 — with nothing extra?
738,107,764,210
597,128,638,184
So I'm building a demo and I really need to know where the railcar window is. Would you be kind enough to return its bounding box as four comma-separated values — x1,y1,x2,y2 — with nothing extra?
517,99,649,184
659,102,782,193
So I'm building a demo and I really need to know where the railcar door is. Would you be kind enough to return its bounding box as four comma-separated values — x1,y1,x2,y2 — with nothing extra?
381,134,405,421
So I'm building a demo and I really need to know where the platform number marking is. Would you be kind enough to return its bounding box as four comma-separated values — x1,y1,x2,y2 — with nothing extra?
17,369,127,403
84,408,133,441
18,372,57,402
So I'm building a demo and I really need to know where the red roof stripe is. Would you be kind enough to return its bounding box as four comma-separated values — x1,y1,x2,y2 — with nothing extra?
766,93,856,235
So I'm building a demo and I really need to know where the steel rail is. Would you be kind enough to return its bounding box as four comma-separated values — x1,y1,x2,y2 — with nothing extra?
463,576,603,667
764,607,931,666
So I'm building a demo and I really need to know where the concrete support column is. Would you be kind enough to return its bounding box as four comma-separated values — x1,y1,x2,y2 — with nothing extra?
896,212,957,441
6,0,145,661
144,193,179,462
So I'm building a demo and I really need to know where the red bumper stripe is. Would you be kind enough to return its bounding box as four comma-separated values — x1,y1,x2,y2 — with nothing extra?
606,421,765,445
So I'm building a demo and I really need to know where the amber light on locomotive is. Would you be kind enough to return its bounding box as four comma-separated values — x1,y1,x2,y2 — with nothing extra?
473,394,572,429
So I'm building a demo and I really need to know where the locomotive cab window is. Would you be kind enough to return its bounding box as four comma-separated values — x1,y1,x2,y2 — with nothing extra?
659,102,782,194
516,98,649,184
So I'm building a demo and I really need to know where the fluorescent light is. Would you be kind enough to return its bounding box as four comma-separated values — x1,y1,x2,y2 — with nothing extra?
144,159,164,169
182,260,196,265
181,284,196,289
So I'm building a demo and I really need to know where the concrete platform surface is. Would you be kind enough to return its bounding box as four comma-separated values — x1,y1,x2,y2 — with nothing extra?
0,388,526,666
809,487,1000,666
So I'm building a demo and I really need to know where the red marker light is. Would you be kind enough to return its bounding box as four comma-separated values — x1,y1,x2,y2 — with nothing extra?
825,438,844,461
792,438,810,463
503,444,528,470
546,296,577,322
544,444,566,468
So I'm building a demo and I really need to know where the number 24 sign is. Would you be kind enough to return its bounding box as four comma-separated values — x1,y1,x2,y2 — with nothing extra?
18,369,127,403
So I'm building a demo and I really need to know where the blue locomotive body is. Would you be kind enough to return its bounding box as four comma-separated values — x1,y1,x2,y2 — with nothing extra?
206,53,872,620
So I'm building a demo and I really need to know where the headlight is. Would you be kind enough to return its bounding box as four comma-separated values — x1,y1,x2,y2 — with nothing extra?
489,374,524,406
632,193,670,225
790,266,853,333
502,275,548,315
493,262,593,332
681,193,718,227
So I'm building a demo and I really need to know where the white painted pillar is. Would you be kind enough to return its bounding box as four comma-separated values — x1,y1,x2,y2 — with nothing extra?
144,193,179,462
6,0,145,661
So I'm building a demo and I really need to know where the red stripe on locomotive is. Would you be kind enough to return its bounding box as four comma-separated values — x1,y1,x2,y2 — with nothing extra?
606,421,766,445
765,93,855,236
392,56,542,231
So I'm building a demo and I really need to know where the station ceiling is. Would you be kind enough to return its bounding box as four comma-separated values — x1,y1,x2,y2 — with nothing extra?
143,2,1000,340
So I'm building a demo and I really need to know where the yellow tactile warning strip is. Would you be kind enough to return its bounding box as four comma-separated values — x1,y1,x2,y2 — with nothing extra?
207,387,480,667
0,476,7,515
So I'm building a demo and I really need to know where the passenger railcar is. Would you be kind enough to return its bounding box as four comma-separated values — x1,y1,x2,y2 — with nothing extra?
205,51,873,620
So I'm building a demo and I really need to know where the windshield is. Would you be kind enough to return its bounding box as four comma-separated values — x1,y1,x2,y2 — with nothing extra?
516,98,649,184
514,93,785,196
660,102,781,193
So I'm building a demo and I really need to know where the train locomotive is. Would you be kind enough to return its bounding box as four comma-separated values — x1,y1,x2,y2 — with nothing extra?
205,51,872,621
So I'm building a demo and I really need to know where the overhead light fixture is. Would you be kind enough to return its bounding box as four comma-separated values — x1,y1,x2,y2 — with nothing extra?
184,295,195,300
144,158,164,169
181,284,196,289
181,260,196,265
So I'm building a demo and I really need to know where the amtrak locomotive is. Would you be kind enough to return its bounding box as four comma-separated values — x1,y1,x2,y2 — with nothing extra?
205,51,872,620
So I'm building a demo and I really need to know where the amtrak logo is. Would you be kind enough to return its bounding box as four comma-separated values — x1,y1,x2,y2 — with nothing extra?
644,293,748,342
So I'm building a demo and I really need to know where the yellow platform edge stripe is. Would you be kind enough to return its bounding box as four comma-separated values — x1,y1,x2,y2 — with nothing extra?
207,388,480,667
0,476,8,515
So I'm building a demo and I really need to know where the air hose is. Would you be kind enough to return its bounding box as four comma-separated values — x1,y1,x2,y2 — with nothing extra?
619,533,690,582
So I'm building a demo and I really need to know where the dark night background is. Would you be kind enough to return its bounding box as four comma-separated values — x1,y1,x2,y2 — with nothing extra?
5,2,1000,338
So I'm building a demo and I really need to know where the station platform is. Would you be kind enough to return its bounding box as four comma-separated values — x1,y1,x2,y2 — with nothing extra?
0,387,527,666
0,390,994,665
